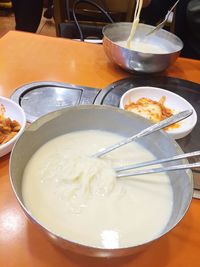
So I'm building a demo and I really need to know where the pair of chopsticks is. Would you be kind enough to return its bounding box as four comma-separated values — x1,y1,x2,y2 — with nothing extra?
115,150,200,178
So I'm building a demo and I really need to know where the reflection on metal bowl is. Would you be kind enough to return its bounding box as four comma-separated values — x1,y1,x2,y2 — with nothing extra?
10,105,193,257
103,23,183,73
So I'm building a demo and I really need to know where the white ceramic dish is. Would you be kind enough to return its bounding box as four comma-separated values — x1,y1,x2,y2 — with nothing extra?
0,96,26,157
120,86,197,140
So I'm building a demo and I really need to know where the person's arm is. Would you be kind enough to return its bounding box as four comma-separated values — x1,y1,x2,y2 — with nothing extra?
183,0,200,59
187,0,200,39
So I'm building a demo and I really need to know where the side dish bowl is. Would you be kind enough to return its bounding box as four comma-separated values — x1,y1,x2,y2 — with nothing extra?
9,105,193,257
120,86,197,140
0,96,26,157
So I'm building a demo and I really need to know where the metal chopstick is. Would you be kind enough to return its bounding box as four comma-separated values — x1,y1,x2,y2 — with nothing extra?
116,162,200,178
115,150,200,173
93,110,193,158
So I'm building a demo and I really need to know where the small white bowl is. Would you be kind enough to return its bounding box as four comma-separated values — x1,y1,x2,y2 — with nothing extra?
120,86,197,140
0,96,26,157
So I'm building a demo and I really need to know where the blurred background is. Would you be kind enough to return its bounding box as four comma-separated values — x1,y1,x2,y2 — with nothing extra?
0,0,56,38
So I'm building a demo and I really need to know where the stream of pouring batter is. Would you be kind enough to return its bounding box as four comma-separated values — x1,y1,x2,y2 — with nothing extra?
127,0,143,48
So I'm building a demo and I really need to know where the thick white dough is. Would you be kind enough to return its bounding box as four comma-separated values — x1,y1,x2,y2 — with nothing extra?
22,130,173,248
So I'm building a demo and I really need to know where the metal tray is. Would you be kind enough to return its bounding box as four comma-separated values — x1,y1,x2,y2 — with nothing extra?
11,81,100,123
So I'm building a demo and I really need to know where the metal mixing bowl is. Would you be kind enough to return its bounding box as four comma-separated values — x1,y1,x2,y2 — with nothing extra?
103,23,183,73
10,105,193,257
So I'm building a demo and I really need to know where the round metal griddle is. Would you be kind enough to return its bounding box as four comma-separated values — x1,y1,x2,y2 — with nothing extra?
11,77,200,152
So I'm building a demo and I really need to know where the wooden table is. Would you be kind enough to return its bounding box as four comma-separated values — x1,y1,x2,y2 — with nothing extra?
0,31,200,267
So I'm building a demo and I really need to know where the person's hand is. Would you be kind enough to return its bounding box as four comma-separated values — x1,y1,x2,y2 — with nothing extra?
143,0,151,7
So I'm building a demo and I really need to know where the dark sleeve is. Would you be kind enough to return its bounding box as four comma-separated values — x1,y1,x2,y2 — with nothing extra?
182,0,200,59
187,0,200,40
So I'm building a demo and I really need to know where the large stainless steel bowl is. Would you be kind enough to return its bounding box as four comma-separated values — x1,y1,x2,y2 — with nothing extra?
103,23,183,73
10,105,193,257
